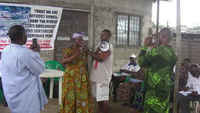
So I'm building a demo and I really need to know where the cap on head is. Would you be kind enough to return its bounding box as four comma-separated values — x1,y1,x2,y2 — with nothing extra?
130,54,137,58
72,32,84,39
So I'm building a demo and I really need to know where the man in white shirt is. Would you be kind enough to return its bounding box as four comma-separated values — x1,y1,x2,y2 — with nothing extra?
0,25,47,113
185,64,200,113
186,64,200,94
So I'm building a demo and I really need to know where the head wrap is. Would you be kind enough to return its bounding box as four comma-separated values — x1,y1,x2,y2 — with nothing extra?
72,32,84,39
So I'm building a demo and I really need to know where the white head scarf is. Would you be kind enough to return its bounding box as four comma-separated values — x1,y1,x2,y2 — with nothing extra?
72,32,84,39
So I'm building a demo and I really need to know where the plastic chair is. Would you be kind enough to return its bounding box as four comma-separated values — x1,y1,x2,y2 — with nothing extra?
45,60,65,72
44,60,65,97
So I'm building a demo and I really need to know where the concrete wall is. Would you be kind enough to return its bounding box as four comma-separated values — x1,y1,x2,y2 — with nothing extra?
170,34,200,64
91,0,153,71
0,0,153,71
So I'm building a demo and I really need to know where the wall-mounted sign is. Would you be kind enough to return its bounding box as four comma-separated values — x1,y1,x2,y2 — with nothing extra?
0,3,63,50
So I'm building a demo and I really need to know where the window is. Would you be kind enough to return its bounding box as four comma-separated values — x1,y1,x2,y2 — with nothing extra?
116,14,141,47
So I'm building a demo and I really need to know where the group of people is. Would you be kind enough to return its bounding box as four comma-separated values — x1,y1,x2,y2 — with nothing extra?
139,28,177,113
122,28,177,113
0,25,113,113
133,28,200,113
60,29,113,113
1,24,198,113
177,58,200,113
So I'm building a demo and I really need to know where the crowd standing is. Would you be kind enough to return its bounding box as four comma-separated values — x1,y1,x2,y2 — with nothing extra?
1,25,200,113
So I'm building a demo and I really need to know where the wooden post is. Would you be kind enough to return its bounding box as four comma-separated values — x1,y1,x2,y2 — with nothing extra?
90,0,95,50
88,0,95,72
156,0,160,46
173,0,182,113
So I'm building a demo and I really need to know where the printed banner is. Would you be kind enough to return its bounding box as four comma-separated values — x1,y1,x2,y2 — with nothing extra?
0,3,63,50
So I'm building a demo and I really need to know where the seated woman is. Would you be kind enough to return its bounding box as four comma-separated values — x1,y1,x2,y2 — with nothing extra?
59,32,93,113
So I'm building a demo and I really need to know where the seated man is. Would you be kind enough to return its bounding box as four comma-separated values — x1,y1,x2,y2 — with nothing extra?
187,64,200,113
178,64,200,113
112,54,142,102
115,54,144,109
179,58,191,91
120,54,141,73
186,64,200,94
120,54,144,79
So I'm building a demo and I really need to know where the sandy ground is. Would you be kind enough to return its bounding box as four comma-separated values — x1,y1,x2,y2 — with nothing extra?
0,99,137,113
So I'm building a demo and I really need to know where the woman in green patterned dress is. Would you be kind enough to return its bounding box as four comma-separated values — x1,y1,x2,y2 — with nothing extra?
60,33,93,113
138,28,176,113
131,36,154,112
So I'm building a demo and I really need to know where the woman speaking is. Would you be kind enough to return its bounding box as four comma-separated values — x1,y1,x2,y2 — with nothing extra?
60,32,93,113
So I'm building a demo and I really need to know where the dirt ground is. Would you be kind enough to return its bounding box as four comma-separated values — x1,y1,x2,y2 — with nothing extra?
0,99,138,113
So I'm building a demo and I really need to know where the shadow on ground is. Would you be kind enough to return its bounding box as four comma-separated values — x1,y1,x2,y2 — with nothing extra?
0,99,139,113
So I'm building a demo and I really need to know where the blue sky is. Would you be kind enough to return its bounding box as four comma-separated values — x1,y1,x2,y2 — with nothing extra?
152,0,200,27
